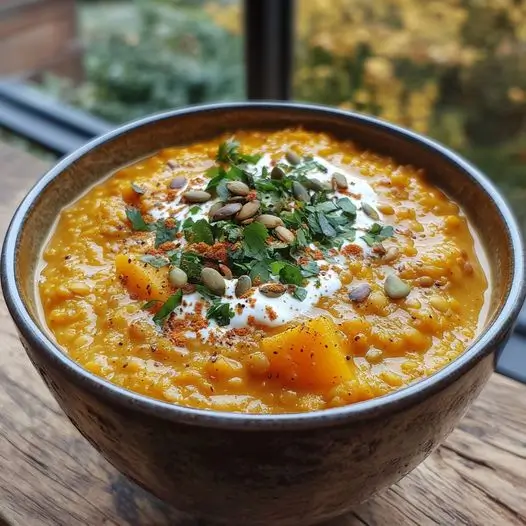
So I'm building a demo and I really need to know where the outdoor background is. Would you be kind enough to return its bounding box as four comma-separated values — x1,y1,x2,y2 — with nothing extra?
2,0,526,230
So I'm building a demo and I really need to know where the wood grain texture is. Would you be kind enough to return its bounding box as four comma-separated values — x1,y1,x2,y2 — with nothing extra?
0,143,525,525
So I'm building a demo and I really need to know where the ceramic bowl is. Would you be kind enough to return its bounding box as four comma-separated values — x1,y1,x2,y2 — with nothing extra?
2,103,524,525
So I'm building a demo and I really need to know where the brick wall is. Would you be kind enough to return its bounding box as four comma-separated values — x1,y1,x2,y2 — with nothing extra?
0,0,83,82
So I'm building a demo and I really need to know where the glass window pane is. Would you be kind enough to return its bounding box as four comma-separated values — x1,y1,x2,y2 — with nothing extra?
294,0,526,232
0,0,244,124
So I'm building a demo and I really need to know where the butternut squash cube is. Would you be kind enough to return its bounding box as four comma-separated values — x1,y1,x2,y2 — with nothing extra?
115,254,170,303
261,316,355,389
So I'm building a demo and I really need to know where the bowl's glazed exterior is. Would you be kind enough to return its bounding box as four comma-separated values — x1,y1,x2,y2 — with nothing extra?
2,103,524,525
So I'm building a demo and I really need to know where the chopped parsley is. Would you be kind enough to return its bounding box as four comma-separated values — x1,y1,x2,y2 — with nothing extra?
125,137,397,331
184,218,214,245
292,286,308,301
179,252,203,282
140,255,169,268
361,224,395,246
242,222,269,260
126,207,151,232
152,290,183,325
206,301,235,326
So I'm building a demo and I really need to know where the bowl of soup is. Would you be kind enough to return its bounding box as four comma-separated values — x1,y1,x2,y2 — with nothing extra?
2,103,524,525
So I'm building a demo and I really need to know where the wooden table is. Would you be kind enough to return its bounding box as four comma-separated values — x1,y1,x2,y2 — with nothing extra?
1,142,526,526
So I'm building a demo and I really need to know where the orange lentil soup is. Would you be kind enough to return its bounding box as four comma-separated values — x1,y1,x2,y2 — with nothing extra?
39,129,489,414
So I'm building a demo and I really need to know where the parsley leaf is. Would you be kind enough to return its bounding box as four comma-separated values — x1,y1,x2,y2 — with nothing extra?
317,213,337,237
243,222,269,260
140,255,169,268
142,299,161,310
294,227,310,248
196,284,220,300
292,287,308,301
154,220,179,248
249,259,272,283
126,207,151,232
207,302,235,326
361,224,395,246
184,218,214,245
189,205,201,215
337,197,357,216
216,139,240,163
238,152,262,164
278,262,304,286
301,261,320,277
152,290,183,326
179,252,203,282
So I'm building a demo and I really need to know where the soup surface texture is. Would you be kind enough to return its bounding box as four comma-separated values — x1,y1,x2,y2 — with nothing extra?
39,129,488,414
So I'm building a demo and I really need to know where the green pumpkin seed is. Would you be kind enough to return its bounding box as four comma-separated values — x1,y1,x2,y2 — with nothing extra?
332,172,348,189
168,267,188,288
292,181,310,202
271,166,285,180
255,214,284,228
235,275,252,297
211,202,243,221
226,181,250,196
362,202,380,220
384,274,411,299
170,176,187,189
183,190,211,203
275,226,295,244
259,283,287,298
236,200,260,221
285,149,301,166
303,178,325,191
208,201,225,218
226,196,247,204
201,267,226,296
348,283,371,302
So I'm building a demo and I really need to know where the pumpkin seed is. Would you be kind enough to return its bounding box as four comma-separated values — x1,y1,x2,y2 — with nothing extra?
235,275,252,297
259,283,287,298
362,202,380,220
219,264,233,280
168,267,188,288
208,201,225,218
236,200,260,221
271,166,285,180
255,214,284,229
211,202,243,221
383,246,400,263
348,283,371,303
384,274,411,299
292,181,310,202
169,176,187,189
201,267,226,296
332,172,348,189
183,190,211,203
285,149,301,166
241,218,255,226
226,181,250,196
303,178,325,191
226,196,247,203
275,226,295,244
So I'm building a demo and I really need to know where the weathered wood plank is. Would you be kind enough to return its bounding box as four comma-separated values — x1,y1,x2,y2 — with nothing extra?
0,143,525,525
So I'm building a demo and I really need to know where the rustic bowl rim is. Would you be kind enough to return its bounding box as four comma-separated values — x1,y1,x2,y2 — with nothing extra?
2,101,525,430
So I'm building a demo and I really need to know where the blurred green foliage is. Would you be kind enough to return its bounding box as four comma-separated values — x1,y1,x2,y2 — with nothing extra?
42,0,243,123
